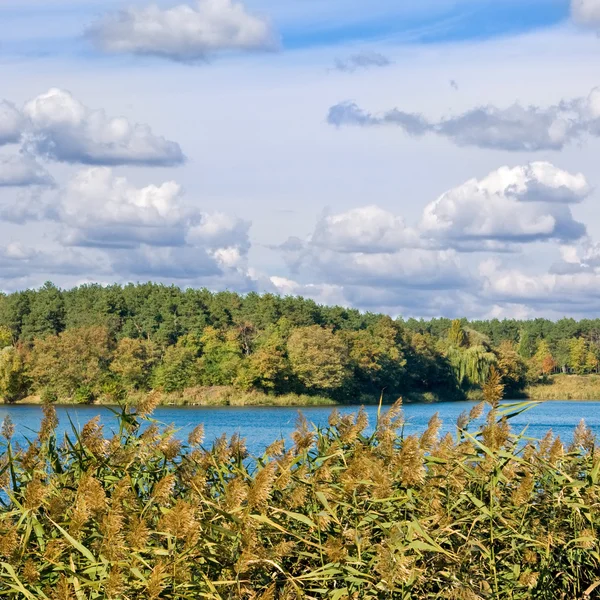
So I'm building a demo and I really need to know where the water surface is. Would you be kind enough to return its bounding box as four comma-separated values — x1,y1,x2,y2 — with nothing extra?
0,400,598,455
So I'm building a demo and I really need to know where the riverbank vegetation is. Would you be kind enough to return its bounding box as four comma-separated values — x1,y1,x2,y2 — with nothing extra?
2,283,600,404
0,386,599,598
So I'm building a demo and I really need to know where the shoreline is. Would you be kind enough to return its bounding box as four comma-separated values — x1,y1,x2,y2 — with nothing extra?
3,375,600,407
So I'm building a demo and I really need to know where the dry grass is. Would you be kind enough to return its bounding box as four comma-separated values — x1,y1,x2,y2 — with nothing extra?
525,374,600,400
0,396,599,598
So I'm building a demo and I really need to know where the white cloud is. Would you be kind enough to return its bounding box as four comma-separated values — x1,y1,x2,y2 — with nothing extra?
50,168,250,258
314,248,468,290
269,276,348,306
58,167,190,248
327,86,600,152
420,163,589,247
1,167,255,288
88,0,277,62
311,205,420,253
572,0,600,26
0,152,54,187
0,101,25,146
22,88,184,166
480,259,600,312
550,238,600,274
187,212,251,252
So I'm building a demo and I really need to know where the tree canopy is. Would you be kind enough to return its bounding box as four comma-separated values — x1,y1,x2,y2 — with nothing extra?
0,283,598,403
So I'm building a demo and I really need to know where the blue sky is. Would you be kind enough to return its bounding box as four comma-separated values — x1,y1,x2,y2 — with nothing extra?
1,0,600,319
0,0,571,56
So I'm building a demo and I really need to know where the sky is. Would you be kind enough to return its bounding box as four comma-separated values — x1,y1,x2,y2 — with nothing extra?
1,0,600,320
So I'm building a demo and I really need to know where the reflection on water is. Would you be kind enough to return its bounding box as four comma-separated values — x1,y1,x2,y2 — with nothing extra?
0,401,598,456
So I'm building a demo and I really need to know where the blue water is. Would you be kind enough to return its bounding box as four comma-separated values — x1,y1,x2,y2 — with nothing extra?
0,401,598,456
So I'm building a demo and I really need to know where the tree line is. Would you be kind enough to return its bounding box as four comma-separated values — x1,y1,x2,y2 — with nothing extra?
0,282,598,403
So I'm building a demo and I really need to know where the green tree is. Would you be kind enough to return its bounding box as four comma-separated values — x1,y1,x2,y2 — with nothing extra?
447,345,497,388
447,320,467,348
28,326,112,401
517,329,536,359
287,326,350,392
347,317,407,395
585,348,599,374
152,341,199,393
554,339,571,373
0,326,12,349
495,340,527,396
569,338,588,375
530,339,555,380
236,329,289,391
110,338,158,390
198,327,244,386
20,282,65,341
0,346,29,402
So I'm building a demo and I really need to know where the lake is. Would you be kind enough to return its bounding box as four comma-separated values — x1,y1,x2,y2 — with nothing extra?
0,400,598,455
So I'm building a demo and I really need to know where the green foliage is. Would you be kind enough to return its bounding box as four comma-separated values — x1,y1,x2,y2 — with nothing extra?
495,340,527,395
287,325,351,391
518,329,536,359
151,342,199,393
235,328,289,391
447,319,467,347
0,347,28,402
570,337,588,375
0,326,12,349
447,345,497,388
7,282,600,403
109,338,157,390
28,326,111,402
0,400,599,597
197,327,243,386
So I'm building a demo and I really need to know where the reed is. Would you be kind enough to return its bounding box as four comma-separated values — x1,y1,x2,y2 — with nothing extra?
0,396,599,599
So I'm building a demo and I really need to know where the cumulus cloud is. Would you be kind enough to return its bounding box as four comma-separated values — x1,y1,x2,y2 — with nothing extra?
311,206,420,253
333,51,391,73
58,168,190,248
269,160,599,316
22,88,184,166
480,259,600,312
187,212,251,253
0,168,256,290
572,0,600,26
0,101,25,146
88,0,277,62
0,152,54,187
53,168,250,257
316,248,468,290
420,162,589,248
328,87,600,152
549,238,600,275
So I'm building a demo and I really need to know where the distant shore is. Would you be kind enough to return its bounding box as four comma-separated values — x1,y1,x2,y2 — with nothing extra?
3,375,600,407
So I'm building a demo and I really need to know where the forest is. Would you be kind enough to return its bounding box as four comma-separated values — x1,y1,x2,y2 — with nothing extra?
0,282,600,404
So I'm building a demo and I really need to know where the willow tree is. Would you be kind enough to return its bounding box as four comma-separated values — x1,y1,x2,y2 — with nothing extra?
447,319,468,348
446,345,497,388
